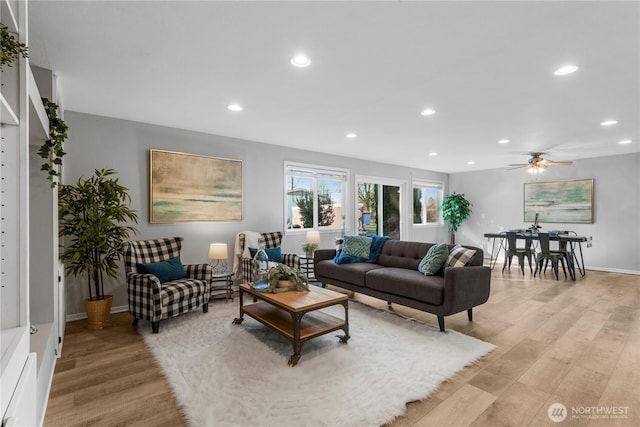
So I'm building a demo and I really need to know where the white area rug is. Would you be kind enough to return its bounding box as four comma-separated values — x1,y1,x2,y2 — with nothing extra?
141,298,494,427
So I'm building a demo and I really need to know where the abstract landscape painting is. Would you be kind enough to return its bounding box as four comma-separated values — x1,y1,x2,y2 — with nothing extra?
150,149,242,223
523,179,594,224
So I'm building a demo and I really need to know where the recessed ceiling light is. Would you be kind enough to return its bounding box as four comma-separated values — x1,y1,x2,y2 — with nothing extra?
346,133,357,139
227,104,243,112
554,65,578,76
421,108,436,116
600,120,618,126
498,139,510,144
618,139,632,145
467,161,476,165
290,55,311,67
428,152,438,156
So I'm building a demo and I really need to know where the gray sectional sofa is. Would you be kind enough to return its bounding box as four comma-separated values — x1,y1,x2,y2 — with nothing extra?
314,240,491,331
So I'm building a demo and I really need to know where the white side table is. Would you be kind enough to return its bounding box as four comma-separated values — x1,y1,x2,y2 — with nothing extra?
210,271,235,302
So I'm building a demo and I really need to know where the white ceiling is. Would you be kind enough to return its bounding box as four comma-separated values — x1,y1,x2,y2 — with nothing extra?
28,1,639,173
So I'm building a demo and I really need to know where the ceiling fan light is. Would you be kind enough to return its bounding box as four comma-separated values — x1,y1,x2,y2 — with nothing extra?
554,65,578,76
290,55,311,67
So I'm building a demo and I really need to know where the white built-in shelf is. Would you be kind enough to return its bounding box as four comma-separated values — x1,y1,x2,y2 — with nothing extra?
1,92,19,125
1,0,19,34
28,67,49,142
0,326,29,417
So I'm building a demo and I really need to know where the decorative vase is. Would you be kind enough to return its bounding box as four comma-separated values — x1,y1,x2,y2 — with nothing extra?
84,295,113,329
253,237,269,284
305,251,313,258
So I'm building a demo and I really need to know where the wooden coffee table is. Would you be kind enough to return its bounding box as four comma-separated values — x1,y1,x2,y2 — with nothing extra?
233,283,350,366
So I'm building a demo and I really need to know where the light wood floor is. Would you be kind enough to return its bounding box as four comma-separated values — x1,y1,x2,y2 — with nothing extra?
44,265,639,427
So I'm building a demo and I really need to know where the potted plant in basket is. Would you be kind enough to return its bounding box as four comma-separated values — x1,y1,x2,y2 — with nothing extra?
301,242,319,258
58,168,139,329
267,263,310,293
440,192,472,245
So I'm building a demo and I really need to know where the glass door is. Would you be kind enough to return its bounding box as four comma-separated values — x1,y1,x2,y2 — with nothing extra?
356,178,403,240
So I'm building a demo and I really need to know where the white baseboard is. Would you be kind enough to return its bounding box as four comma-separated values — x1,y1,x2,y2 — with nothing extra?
483,256,639,276
585,266,640,275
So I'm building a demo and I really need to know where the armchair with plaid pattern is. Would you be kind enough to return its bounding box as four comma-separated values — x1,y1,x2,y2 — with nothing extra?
238,231,300,283
123,237,211,333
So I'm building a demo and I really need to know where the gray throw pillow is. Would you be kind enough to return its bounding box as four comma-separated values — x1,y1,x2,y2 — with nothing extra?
418,243,449,275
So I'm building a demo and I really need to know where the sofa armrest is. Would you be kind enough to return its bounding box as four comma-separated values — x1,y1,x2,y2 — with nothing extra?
282,253,300,270
314,249,336,264
442,266,491,314
184,263,212,281
126,272,163,320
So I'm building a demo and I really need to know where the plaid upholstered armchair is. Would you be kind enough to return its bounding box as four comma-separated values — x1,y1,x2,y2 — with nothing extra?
123,237,211,333
238,231,300,283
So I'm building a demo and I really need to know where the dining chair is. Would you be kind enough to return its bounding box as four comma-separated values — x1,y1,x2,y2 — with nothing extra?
502,231,534,275
534,232,568,280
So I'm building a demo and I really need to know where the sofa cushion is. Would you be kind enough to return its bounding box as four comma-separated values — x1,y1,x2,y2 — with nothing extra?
418,243,449,275
315,260,383,287
376,240,430,270
445,245,477,268
365,267,444,305
343,235,373,258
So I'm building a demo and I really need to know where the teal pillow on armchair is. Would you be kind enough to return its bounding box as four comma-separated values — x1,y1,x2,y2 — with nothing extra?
138,256,187,282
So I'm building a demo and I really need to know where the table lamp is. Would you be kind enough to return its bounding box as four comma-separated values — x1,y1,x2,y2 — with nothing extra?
306,230,320,246
208,243,228,274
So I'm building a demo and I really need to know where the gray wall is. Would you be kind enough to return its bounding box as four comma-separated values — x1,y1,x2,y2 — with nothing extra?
63,111,450,316
449,153,640,274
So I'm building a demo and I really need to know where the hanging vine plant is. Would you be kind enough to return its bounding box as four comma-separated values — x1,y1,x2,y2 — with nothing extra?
1,23,28,70
38,98,68,188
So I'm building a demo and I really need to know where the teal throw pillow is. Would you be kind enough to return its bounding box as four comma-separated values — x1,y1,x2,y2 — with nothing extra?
249,247,283,263
418,243,449,275
138,256,187,283
342,235,373,258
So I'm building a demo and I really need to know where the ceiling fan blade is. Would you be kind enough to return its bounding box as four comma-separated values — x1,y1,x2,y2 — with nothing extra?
507,164,528,170
546,161,573,166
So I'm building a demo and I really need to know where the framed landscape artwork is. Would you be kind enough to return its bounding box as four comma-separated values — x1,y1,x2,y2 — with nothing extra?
523,178,594,224
149,149,243,223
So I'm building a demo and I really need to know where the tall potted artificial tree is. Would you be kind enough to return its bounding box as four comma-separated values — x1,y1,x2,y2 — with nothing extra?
59,168,138,329
440,192,472,245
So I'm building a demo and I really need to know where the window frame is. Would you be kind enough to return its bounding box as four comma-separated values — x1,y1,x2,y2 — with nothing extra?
411,179,444,227
284,162,349,234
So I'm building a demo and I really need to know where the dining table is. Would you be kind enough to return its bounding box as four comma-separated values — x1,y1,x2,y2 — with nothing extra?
483,231,591,281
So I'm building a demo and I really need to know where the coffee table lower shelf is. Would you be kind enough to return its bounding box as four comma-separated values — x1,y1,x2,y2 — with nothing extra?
243,302,346,341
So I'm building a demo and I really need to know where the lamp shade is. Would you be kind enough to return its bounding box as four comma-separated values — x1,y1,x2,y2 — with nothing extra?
306,231,320,245
208,243,228,260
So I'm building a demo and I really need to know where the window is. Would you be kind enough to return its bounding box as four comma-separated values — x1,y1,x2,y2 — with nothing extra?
356,176,405,240
285,163,347,231
412,180,444,225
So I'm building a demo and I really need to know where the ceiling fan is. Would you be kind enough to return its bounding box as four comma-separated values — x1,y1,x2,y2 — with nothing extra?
508,152,573,174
